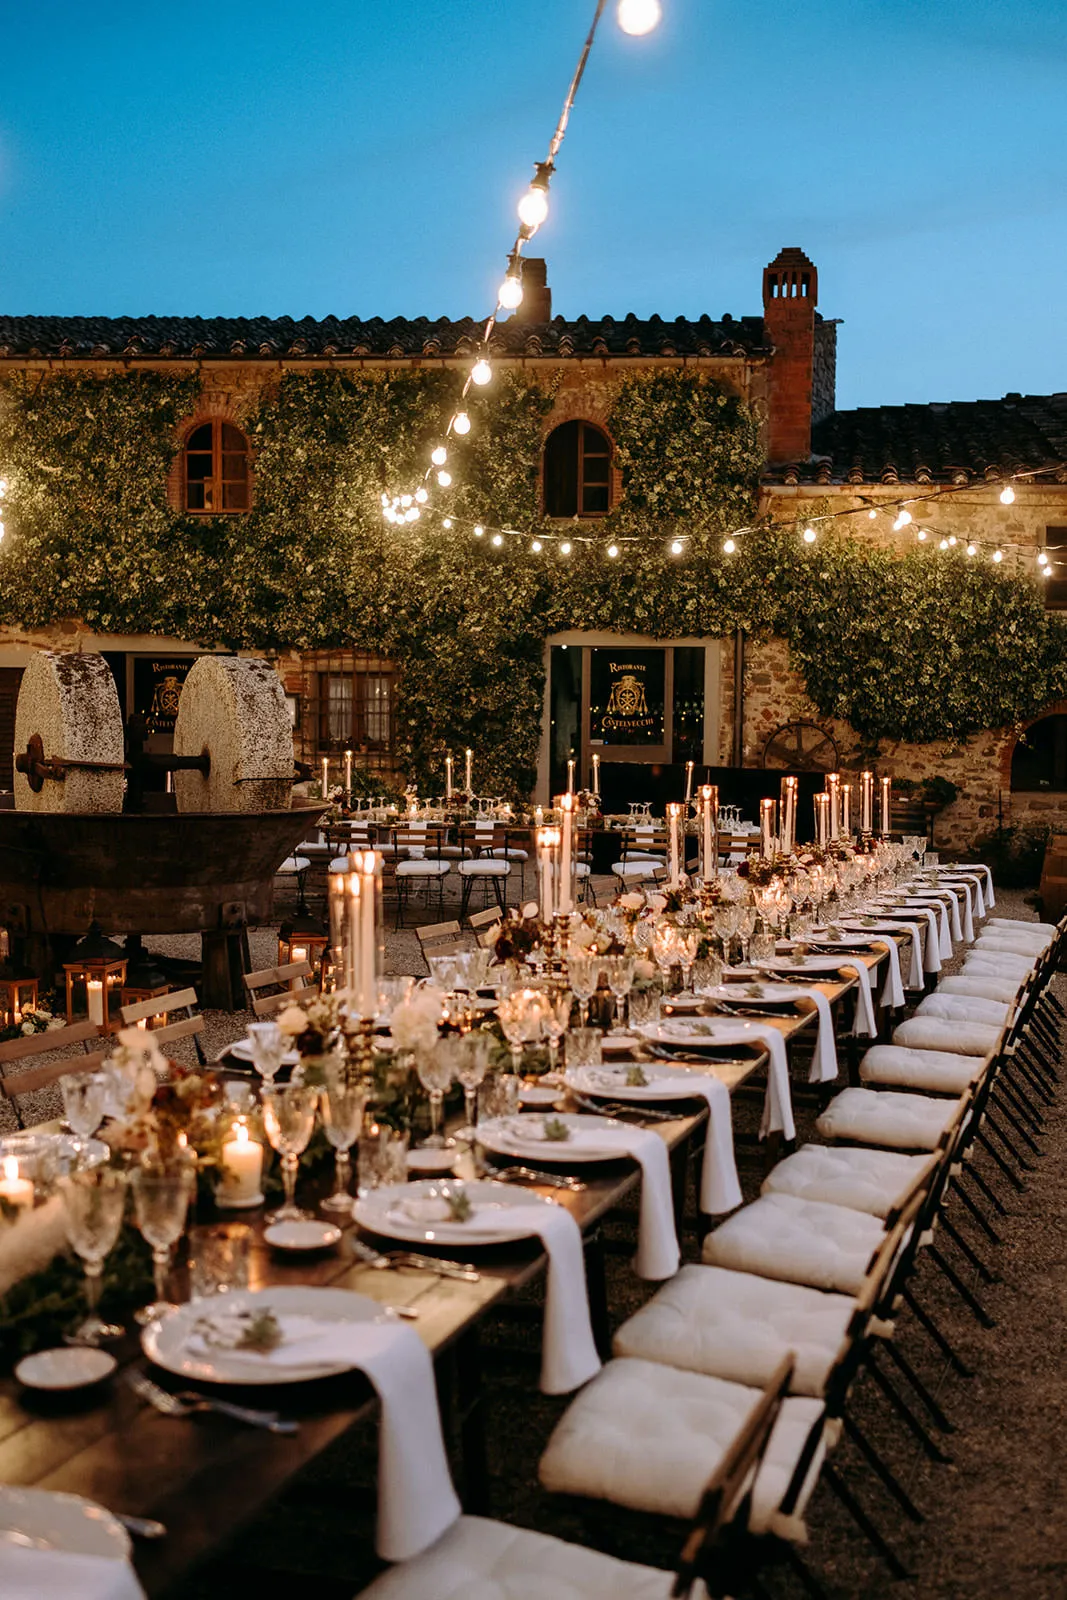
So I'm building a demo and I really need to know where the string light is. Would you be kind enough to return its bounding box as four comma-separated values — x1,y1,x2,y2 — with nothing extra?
470,359,492,386
474,525,485,538
1037,551,1049,566
560,541,573,555
443,518,453,529
452,412,471,436
670,538,684,555
966,543,977,556
723,537,736,554
893,509,913,530
517,181,550,231
491,532,504,547
993,549,1003,562
617,0,663,33
948,536,957,546
531,539,543,553
436,470,452,487
415,487,428,504
938,537,948,549
498,273,524,310
607,543,620,558
1000,484,1016,505
867,509,877,520
802,525,817,544
431,446,448,466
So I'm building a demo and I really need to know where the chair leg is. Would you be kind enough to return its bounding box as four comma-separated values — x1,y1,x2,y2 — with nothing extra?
983,1112,1036,1173
492,875,507,912
822,1463,915,1582
977,1130,1026,1192
929,1244,996,1328
781,1543,831,1600
866,1354,954,1463
879,1340,956,1432
962,1159,1009,1216
841,1410,924,1522
939,1213,1000,1283
953,1176,1003,1244
903,1283,975,1378
990,1093,1044,1157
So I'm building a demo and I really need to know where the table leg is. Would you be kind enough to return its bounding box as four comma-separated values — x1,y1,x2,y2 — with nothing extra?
455,1326,491,1515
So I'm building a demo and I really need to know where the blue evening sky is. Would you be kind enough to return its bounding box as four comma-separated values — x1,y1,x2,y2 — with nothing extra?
1,0,1064,409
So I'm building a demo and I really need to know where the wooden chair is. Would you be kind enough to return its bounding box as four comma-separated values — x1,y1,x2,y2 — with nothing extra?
394,826,451,923
0,1019,107,1129
119,986,208,1066
456,825,511,916
468,906,503,938
611,828,669,887
242,962,318,1018
415,920,467,969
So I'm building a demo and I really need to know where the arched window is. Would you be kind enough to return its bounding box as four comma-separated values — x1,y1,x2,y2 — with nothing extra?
183,420,250,512
1011,714,1067,791
543,420,612,517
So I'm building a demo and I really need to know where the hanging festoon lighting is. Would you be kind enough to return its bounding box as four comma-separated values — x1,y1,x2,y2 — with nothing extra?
617,0,663,33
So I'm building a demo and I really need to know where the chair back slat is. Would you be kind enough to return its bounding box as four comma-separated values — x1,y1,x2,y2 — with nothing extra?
243,962,313,996
150,1014,204,1048
1,1049,110,1104
0,1018,100,1064
252,984,320,1018
468,907,503,931
119,986,199,1027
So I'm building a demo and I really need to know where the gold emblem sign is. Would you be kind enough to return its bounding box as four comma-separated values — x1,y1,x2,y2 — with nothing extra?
606,673,648,720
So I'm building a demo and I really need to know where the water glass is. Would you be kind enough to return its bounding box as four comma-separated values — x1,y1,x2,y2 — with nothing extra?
357,1123,410,1193
132,1163,195,1324
415,1047,455,1148
427,954,459,991
261,1084,320,1222
61,1072,107,1151
564,1028,602,1071
691,954,723,996
478,1073,521,1121
188,1223,252,1300
59,1166,129,1343
628,986,662,1028
607,957,635,1031
566,955,598,1026
319,1069,368,1213
456,1032,493,1137
248,1020,287,1085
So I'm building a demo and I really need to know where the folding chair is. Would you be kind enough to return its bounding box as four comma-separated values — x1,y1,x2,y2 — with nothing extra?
415,921,467,971
242,962,318,1018
456,825,511,917
394,826,451,924
0,1020,107,1130
118,986,208,1066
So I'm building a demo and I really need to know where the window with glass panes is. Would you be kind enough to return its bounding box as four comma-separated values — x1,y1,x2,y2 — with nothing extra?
543,420,612,517
317,670,394,752
184,421,250,512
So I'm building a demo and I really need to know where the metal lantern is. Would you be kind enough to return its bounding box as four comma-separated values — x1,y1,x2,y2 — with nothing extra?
277,906,328,985
0,973,38,1030
63,922,128,1033
119,955,171,1030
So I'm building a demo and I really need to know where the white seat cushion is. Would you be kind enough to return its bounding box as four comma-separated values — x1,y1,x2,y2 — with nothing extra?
859,1044,980,1095
816,1086,959,1151
278,855,311,873
612,861,662,879
357,1514,687,1600
486,848,529,862
964,952,1033,978
763,1144,930,1218
989,917,1056,934
701,1192,884,1295
974,936,1044,958
396,860,451,878
458,860,511,877
539,1358,825,1537
892,1017,1000,1057
613,1263,853,1397
939,975,1022,1005
917,994,1011,1026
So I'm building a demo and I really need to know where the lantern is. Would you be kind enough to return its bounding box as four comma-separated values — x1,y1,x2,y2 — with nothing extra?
0,973,38,1030
119,954,171,1031
63,922,127,1032
278,906,329,985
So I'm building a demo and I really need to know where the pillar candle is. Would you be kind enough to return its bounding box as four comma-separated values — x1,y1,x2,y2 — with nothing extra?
779,776,797,855
343,750,353,802
534,804,544,828
592,753,600,795
684,760,694,805
218,1124,264,1208
86,979,104,1027
759,798,777,860
444,755,453,802
355,851,379,1019
345,871,360,999
327,871,345,957
667,802,683,887
825,773,840,841
0,1156,33,1211
464,748,473,792
537,826,559,921
840,783,853,837
698,784,719,880
321,756,329,796
558,794,575,914
566,758,575,795
814,793,830,848
860,771,874,834
880,777,893,837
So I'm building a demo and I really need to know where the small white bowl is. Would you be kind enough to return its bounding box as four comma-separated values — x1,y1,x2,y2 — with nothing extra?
264,1219,342,1252
15,1346,117,1392
406,1147,459,1176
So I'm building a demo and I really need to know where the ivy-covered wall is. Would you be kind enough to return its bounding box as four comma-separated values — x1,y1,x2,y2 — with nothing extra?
0,365,1065,808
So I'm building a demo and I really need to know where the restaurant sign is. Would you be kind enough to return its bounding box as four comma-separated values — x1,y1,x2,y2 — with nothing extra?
590,649,665,746
133,657,195,734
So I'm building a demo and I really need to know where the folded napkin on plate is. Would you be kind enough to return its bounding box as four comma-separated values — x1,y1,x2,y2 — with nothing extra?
837,959,877,1038
188,1314,459,1561
584,1070,741,1216
867,906,941,974
0,1547,145,1600
656,1021,795,1144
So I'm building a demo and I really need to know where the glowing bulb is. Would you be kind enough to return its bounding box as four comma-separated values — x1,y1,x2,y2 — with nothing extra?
948,536,957,547
498,274,523,310
442,518,453,529
436,470,452,487
400,494,412,508
868,509,877,520
491,533,504,547
917,530,927,542
1041,563,1052,578
723,537,736,554
966,543,977,556
938,537,948,549
560,540,572,556
452,412,471,436
405,507,419,522
1000,484,1016,505
1038,550,1049,566
802,525,817,544
607,543,620,558
380,492,389,506
0,479,7,495
531,539,543,553
670,538,684,555
518,187,549,229
431,446,447,466
414,487,428,504
617,0,662,34
993,549,1003,562
474,525,485,538
893,510,913,530
471,359,492,386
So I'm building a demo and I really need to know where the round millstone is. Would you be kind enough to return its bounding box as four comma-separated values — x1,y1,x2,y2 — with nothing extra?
14,651,125,814
173,655,293,813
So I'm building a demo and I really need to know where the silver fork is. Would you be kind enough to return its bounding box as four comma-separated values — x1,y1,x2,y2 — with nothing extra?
568,1091,681,1123
351,1239,481,1282
124,1369,299,1434
480,1160,586,1191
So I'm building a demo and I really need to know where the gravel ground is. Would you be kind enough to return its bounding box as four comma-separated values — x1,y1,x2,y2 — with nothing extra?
9,880,1066,1600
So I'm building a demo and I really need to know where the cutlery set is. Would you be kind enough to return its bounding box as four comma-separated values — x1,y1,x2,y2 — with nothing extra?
124,1369,300,1434
350,1238,482,1282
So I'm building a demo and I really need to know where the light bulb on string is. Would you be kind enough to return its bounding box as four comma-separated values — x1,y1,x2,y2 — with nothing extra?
452,412,471,436
436,470,452,487
1037,551,1049,566
474,525,485,538
966,543,977,556
442,518,453,529
0,479,7,496
723,537,736,555
607,543,620,558
1000,484,1016,505
802,525,816,544
405,507,420,522
415,487,428,504
431,446,447,467
670,538,684,555
948,536,957,547
993,549,1003,563
867,509,877,520
893,509,912,530
498,274,523,310
471,359,492,386
559,541,572,556
617,0,663,34
491,533,504,547
531,540,543,553
400,494,412,508
517,186,549,230
1040,563,1052,578
938,537,948,550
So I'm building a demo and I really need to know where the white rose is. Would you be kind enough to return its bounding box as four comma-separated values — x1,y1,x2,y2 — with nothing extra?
46,1017,67,1031
276,1005,309,1038
20,1021,35,1036
634,958,657,981
620,892,644,912
645,892,667,913
569,921,597,949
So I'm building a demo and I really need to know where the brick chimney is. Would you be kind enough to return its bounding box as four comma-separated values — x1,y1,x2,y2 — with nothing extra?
763,247,818,464
514,257,552,323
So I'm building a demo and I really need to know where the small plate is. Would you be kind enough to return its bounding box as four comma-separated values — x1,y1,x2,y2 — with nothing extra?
518,1083,561,1105
600,1034,640,1054
406,1147,459,1175
224,1039,301,1067
14,1346,117,1392
0,1484,130,1559
264,1219,342,1251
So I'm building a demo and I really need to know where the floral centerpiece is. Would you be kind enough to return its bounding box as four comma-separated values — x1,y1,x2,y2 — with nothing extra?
276,993,345,1081
102,1029,224,1170
0,1004,67,1045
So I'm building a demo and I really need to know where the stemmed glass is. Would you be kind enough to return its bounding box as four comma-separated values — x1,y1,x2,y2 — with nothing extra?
566,955,598,1027
651,924,679,991
455,1032,493,1141
415,1047,455,1149
131,1163,195,1325
496,992,531,1077
61,1072,107,1156
319,1069,367,1213
59,1167,129,1344
607,957,635,1031
736,906,757,966
261,1084,320,1222
248,1020,287,1086
540,988,573,1070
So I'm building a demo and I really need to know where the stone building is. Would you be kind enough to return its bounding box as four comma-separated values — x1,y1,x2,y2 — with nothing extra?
0,247,1064,847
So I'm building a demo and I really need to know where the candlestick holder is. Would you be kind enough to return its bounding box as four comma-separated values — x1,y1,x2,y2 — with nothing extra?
342,1015,377,1086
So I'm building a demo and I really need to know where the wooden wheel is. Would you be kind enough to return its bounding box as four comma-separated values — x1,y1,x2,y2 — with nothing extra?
762,720,839,772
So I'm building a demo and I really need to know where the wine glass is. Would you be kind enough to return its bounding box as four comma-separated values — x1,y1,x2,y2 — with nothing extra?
131,1163,195,1325
455,1031,493,1140
261,1084,320,1222
651,924,679,989
539,988,573,1071
607,957,635,1031
248,1020,287,1086
566,955,598,1027
61,1071,107,1156
319,1069,367,1213
415,1047,455,1149
59,1167,129,1344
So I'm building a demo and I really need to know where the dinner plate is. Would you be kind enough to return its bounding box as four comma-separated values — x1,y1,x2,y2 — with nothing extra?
706,982,803,1006
264,1219,342,1252
518,1083,562,1106
14,1347,117,1392
142,1285,386,1384
757,957,853,977
476,1112,631,1165
406,1146,459,1175
599,1033,641,1053
0,1484,130,1560
224,1040,301,1066
637,1018,770,1050
565,1062,709,1102
355,1178,556,1247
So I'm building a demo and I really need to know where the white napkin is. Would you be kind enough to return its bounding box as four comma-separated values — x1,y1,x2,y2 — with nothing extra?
0,1548,145,1600
912,885,966,942
839,959,877,1038
845,920,923,988
872,937,905,1009
902,896,953,958
654,1019,795,1143
189,1315,459,1561
954,864,995,907
487,1202,602,1394
870,905,941,973
788,986,838,1084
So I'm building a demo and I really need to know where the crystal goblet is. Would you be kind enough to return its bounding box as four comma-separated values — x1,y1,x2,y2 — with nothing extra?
59,1166,128,1344
131,1163,195,1325
261,1084,320,1222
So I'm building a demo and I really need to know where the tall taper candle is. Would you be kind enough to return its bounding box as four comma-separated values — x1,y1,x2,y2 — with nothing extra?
343,750,353,805
860,770,874,834
825,772,840,841
684,760,694,805
592,752,600,795
445,754,453,802
320,755,329,796
880,776,892,837
566,757,575,795
464,747,473,793
698,784,719,880
814,792,831,849
779,776,797,855
667,802,683,887
536,826,559,921
840,782,852,837
558,794,575,914
760,798,777,860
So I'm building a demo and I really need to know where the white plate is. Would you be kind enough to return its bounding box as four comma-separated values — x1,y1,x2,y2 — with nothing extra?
757,958,852,977
0,1484,130,1560
637,1019,769,1049
224,1039,301,1066
565,1062,708,1102
600,1033,641,1053
264,1219,342,1251
14,1346,117,1392
356,1178,556,1247
708,982,805,1004
518,1083,561,1105
406,1147,459,1175
142,1285,386,1384
476,1112,631,1165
